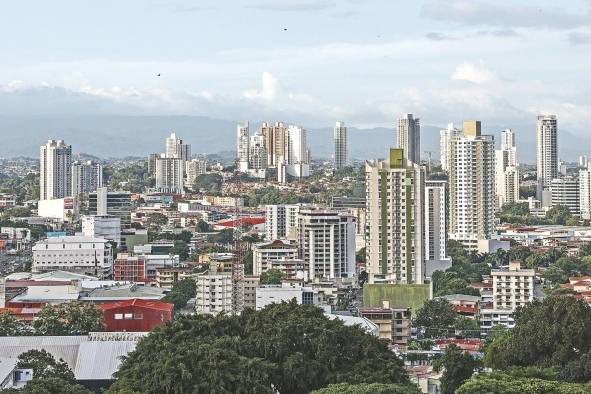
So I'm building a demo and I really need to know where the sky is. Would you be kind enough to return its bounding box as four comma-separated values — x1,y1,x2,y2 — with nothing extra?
1,0,591,134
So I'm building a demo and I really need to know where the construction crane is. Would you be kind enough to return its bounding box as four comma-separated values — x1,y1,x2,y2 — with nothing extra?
231,163,245,314
424,150,435,174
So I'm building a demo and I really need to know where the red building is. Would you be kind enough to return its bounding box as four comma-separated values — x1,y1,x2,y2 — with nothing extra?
100,299,173,332
114,254,147,282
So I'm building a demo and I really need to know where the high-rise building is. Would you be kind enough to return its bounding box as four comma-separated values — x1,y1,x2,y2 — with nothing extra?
261,121,286,167
155,156,184,194
425,180,448,263
551,177,580,216
334,121,347,169
439,123,462,172
237,123,250,172
365,148,426,284
297,208,356,280
72,160,103,197
88,188,133,228
40,140,72,200
448,121,495,250
580,168,591,220
185,159,207,188
495,129,520,208
579,155,589,169
195,271,233,315
165,132,191,160
265,204,303,240
284,125,310,178
397,114,420,164
81,215,121,246
148,153,159,176
249,133,267,170
536,115,558,202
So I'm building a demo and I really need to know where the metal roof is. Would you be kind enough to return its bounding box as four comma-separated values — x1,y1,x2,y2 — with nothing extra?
74,341,138,380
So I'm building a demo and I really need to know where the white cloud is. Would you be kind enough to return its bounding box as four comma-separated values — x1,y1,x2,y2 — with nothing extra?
245,0,335,11
243,72,280,100
451,61,496,84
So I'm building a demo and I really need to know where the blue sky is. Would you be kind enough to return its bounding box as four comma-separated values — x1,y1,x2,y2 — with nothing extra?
1,0,591,133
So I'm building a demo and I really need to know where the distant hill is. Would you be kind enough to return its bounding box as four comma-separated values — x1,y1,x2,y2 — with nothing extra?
0,115,588,163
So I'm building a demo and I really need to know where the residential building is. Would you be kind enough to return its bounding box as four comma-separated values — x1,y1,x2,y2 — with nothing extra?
255,283,319,310
195,271,233,315
40,139,72,200
448,121,496,250
185,159,207,187
114,253,180,283
297,208,356,280
242,275,260,310
100,299,173,332
284,125,310,178
536,115,558,204
81,215,121,246
359,305,412,347
155,155,184,194
580,155,589,169
265,204,303,240
88,188,132,228
71,160,103,197
32,236,113,277
237,123,250,172
249,132,267,170
260,121,286,167
397,114,420,164
252,240,301,278
425,180,449,265
580,167,591,220
156,267,193,288
493,262,535,310
0,194,16,208
439,123,462,172
551,177,580,216
365,148,426,284
165,132,191,161
495,129,520,208
334,121,347,169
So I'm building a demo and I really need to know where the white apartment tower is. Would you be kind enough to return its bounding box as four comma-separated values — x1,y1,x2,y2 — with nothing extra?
448,121,496,250
165,132,191,160
425,180,448,262
237,123,250,172
334,121,347,169
297,209,356,280
40,140,72,201
155,155,184,194
495,129,520,208
581,167,591,220
284,125,310,178
265,204,303,241
536,115,558,202
72,160,103,197
365,148,426,284
397,114,420,164
439,123,462,172
249,133,267,170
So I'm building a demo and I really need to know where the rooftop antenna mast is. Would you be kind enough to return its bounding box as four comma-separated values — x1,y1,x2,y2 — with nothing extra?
231,160,245,314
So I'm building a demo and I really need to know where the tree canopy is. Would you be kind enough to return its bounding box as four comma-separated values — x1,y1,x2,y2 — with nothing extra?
161,278,196,310
259,268,286,285
311,383,420,394
0,311,31,336
435,345,480,394
109,301,410,394
33,302,104,336
456,372,591,394
412,298,456,338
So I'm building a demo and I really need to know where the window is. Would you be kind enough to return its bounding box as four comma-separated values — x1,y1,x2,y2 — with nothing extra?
124,313,133,319
114,314,123,320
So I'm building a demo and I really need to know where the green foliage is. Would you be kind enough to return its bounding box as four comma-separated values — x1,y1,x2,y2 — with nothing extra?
33,302,104,335
412,299,456,338
2,206,32,219
104,161,152,193
559,350,591,383
0,311,31,336
157,230,193,243
171,240,190,260
454,316,480,338
485,296,591,369
434,345,480,394
196,220,212,233
161,278,196,310
0,377,93,394
147,213,168,226
456,372,591,394
207,228,234,244
16,349,75,382
363,284,431,312
194,173,222,193
110,301,409,394
546,205,573,226
0,172,39,202
432,271,481,297
543,256,591,284
244,186,302,207
311,383,421,394
259,268,286,285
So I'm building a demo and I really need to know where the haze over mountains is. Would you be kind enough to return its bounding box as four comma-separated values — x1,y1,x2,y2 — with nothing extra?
1,115,588,163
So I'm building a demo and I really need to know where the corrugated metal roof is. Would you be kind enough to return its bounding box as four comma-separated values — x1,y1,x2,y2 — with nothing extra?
0,357,18,383
0,336,86,368
74,341,137,380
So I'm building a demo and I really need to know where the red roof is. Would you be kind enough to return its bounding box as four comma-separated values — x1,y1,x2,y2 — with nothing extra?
99,299,173,312
455,305,479,314
216,217,265,227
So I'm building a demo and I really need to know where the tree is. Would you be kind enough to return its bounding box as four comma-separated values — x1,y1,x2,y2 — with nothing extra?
0,311,31,336
456,372,590,394
485,296,591,369
559,350,591,383
196,220,212,233
109,301,410,394
434,345,480,394
546,205,572,225
259,268,286,285
171,240,190,260
311,383,420,394
207,228,234,244
147,213,168,226
161,278,196,310
194,173,222,193
412,299,456,338
454,316,480,338
33,302,104,335
16,349,75,382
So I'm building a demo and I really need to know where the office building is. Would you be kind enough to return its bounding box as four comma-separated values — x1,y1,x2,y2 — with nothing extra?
261,121,286,167
32,236,113,277
255,283,318,310
40,140,72,201
551,177,580,216
448,121,495,250
155,156,184,194
297,208,356,280
265,204,303,241
81,215,121,246
284,125,310,178
365,148,426,284
397,114,420,164
580,168,591,219
334,121,347,169
439,123,462,172
72,160,103,197
495,129,520,208
88,188,133,228
425,180,448,263
237,123,250,172
536,115,558,203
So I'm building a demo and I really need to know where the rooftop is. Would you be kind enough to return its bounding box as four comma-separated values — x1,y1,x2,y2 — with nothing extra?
99,299,173,313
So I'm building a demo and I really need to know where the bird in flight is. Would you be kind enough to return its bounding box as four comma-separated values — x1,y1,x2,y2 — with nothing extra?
157,73,161,77
283,28,287,31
